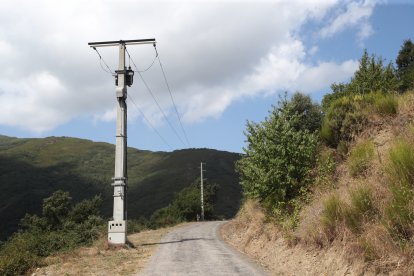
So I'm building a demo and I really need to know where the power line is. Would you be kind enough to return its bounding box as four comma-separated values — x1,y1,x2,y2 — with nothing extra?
127,92,173,151
129,46,158,72
125,47,187,147
92,47,114,75
155,45,191,147
91,45,174,150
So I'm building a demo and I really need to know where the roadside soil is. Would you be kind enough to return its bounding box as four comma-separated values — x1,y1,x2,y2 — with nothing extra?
220,204,372,276
32,224,187,276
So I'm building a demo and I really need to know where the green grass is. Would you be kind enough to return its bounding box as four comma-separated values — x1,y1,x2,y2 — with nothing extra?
350,185,375,218
343,185,376,232
386,139,414,241
321,194,344,237
321,186,376,237
348,140,375,177
388,140,414,185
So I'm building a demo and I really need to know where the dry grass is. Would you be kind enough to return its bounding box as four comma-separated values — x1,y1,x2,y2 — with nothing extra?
296,92,414,273
221,199,371,275
32,224,187,276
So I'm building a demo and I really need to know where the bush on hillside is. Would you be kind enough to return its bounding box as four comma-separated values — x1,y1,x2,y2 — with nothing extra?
321,95,368,147
149,182,218,228
373,93,398,115
236,93,320,219
314,148,336,188
322,49,399,111
0,191,104,276
321,93,399,148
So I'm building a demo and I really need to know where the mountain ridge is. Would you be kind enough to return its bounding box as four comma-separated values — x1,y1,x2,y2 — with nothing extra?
0,135,242,240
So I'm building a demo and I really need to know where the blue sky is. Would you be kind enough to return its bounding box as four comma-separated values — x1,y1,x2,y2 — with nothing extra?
0,0,413,153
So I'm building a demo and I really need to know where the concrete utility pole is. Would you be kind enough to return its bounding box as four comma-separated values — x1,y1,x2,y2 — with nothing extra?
88,38,156,245
200,162,206,221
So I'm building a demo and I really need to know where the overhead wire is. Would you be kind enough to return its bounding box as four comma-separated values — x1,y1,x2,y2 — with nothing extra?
154,45,191,147
125,47,187,147
127,92,173,151
91,46,173,151
92,47,115,75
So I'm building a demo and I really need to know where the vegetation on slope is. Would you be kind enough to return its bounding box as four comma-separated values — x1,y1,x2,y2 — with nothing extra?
235,39,414,273
0,191,104,275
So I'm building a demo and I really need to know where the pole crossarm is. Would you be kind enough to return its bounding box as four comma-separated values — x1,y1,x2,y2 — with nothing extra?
88,38,156,48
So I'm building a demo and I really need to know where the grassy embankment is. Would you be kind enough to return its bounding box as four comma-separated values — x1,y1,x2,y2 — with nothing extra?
223,92,414,275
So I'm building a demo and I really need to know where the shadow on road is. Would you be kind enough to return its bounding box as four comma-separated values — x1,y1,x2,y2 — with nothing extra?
139,237,213,246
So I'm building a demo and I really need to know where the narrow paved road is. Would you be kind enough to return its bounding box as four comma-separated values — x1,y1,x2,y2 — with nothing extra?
139,221,267,276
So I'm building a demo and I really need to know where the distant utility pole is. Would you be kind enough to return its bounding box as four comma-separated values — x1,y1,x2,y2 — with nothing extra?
200,162,206,221
88,38,156,245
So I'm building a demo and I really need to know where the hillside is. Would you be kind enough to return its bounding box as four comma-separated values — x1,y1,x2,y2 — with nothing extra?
0,135,242,241
222,93,414,274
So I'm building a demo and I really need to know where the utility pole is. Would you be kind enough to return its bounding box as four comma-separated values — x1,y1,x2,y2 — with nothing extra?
88,38,156,245
200,162,206,221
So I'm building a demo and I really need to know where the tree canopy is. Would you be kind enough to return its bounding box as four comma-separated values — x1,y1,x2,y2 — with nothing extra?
396,39,414,91
236,93,320,216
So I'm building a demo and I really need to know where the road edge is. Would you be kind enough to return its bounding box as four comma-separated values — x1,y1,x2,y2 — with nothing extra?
217,221,270,276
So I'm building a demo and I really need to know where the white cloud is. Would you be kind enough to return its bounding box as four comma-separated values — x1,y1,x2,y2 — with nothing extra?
319,0,376,39
181,38,358,123
0,0,376,133
0,71,71,132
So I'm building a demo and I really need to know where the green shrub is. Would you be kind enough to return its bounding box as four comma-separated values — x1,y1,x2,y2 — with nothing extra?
149,182,218,228
373,93,398,115
0,232,41,276
320,119,336,147
128,217,150,234
0,191,105,275
348,140,375,177
321,96,368,147
337,141,349,157
315,149,336,187
322,93,397,148
237,93,319,218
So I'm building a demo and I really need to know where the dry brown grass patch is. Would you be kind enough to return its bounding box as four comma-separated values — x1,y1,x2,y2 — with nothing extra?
34,225,184,276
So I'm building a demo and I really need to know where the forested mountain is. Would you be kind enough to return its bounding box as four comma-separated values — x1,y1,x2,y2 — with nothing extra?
0,135,242,240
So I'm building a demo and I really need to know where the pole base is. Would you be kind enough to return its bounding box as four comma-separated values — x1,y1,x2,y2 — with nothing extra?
108,220,127,244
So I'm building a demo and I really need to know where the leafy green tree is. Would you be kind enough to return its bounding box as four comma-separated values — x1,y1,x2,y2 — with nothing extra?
284,92,322,133
396,39,414,91
236,94,319,216
323,49,399,112
322,83,349,112
350,49,371,93
382,63,400,92
68,195,102,223
42,190,72,229
149,182,219,228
